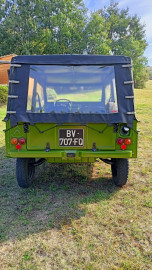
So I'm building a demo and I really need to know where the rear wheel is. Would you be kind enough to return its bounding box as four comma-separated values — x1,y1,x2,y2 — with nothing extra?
16,158,35,188
111,158,129,187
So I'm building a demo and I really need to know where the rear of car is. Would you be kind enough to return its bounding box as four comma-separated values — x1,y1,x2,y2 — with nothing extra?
4,55,138,187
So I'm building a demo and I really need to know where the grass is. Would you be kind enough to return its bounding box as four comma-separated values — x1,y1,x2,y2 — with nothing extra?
0,81,152,270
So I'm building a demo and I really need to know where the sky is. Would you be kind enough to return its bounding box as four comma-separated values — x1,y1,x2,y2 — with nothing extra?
84,0,152,66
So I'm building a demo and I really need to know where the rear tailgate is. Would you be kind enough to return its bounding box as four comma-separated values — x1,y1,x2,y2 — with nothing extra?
27,123,116,150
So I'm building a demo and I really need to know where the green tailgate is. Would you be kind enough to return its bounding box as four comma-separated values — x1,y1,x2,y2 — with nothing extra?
26,123,116,150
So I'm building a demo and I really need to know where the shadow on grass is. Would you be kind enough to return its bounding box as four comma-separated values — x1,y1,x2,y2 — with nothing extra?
0,151,120,243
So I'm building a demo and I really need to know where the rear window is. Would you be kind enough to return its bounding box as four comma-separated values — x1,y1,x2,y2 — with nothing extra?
27,65,118,114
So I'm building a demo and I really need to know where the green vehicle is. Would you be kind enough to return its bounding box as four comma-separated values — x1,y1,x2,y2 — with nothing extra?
4,55,138,188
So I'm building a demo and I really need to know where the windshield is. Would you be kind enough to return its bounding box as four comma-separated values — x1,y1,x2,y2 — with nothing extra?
27,65,118,114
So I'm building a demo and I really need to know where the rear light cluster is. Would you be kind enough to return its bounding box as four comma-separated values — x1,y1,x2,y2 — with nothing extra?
117,137,131,150
11,137,26,150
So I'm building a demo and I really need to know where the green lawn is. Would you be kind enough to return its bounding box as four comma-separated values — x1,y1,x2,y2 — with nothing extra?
0,82,152,270
48,88,103,101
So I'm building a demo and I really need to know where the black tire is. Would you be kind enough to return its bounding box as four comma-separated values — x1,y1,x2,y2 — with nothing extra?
16,158,35,188
111,158,129,187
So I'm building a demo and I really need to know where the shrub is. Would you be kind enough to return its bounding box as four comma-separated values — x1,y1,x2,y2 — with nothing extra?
0,85,8,104
134,66,149,89
149,71,152,80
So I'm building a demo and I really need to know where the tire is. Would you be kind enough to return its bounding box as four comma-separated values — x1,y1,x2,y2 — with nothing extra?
16,158,35,188
111,158,129,187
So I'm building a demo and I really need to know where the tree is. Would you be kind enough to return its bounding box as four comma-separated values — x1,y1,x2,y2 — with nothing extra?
147,67,152,80
84,12,110,55
0,0,87,55
97,1,148,88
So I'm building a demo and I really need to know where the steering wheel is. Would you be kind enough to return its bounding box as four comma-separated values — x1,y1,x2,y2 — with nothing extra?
55,99,72,112
55,99,71,104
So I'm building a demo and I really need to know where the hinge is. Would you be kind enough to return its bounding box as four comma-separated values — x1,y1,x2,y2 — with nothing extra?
92,142,97,152
23,123,29,133
45,142,50,152
113,123,119,133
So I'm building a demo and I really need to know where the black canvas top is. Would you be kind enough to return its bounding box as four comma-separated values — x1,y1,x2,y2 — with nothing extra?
11,54,131,65
5,54,136,128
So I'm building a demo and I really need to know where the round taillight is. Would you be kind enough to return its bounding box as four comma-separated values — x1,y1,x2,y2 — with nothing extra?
117,138,124,145
121,144,126,150
11,138,18,145
125,138,131,145
19,138,26,145
16,144,21,150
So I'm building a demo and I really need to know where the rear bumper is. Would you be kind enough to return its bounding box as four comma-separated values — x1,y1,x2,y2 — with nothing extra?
7,150,133,162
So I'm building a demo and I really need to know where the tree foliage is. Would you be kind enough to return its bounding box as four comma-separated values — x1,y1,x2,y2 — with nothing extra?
84,13,110,55
0,0,148,88
86,2,148,88
0,0,87,55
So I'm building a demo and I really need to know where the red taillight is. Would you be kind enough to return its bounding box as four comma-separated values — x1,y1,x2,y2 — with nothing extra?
125,138,131,145
19,138,26,145
121,144,126,150
117,138,124,145
16,144,21,150
11,138,18,145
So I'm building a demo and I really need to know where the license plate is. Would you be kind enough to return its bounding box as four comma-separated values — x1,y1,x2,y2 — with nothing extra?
59,129,84,147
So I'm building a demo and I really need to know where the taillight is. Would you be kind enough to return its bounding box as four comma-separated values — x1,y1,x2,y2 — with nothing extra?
117,137,131,150
16,144,21,150
11,138,18,145
11,137,26,150
117,138,124,145
125,138,131,145
121,144,127,150
19,138,26,145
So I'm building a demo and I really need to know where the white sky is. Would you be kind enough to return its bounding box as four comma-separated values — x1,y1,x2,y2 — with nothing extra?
84,0,152,66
